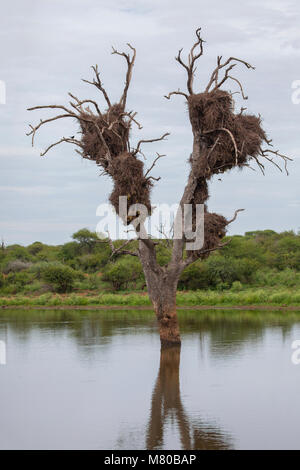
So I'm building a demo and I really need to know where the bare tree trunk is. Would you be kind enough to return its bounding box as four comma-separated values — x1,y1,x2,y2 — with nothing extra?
152,280,181,348
138,239,182,347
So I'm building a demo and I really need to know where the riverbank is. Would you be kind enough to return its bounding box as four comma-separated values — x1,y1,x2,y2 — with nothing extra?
1,287,300,308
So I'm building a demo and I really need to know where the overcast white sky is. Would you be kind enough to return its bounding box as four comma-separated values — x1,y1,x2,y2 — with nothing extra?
0,0,299,245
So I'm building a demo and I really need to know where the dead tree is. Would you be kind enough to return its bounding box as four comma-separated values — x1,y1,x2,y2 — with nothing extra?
27,29,291,347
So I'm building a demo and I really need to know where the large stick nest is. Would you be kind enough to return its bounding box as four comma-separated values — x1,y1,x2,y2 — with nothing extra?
80,104,130,164
109,152,152,224
188,90,268,177
79,105,152,223
197,211,228,259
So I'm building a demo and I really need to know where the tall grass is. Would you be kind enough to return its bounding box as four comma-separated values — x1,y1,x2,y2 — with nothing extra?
1,287,300,307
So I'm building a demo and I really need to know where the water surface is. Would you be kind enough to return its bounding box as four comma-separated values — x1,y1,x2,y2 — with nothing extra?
0,308,299,450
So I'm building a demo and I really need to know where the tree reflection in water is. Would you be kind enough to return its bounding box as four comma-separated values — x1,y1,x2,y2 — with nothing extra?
146,346,232,450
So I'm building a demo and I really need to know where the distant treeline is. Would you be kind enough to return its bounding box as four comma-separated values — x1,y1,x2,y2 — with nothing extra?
1,228,300,295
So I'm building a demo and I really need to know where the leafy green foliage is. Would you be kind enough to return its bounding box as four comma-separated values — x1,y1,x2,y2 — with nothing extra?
72,228,99,253
102,257,144,291
41,263,79,293
1,228,300,295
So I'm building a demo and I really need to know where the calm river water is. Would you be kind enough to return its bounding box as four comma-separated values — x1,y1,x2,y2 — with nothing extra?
0,308,299,450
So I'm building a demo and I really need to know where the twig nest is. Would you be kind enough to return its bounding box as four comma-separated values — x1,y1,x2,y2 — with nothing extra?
188,90,233,131
80,104,130,163
197,212,228,259
188,90,267,177
235,114,267,158
109,152,152,224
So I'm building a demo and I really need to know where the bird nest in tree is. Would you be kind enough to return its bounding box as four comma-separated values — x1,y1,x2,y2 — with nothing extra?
109,152,152,224
188,90,268,177
198,212,228,259
27,28,291,262
80,104,130,164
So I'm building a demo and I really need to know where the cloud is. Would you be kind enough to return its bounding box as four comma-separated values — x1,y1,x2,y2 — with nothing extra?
0,0,299,244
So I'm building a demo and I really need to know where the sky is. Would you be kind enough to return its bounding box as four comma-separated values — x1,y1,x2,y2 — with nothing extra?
0,0,299,245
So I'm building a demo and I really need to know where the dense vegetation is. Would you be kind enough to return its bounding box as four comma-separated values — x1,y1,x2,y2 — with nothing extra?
0,229,300,302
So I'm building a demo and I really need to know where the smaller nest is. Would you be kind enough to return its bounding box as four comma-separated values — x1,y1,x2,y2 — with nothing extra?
109,152,152,224
196,212,227,259
80,104,129,165
188,90,267,177
188,89,233,132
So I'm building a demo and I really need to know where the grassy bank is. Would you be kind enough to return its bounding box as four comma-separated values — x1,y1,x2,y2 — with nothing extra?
1,287,300,307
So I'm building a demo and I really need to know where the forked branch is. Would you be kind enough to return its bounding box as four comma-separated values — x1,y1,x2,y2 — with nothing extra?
105,232,139,258
258,148,292,175
145,152,166,178
206,56,255,94
111,43,136,109
133,133,170,156
82,64,111,107
40,137,83,157
175,27,204,95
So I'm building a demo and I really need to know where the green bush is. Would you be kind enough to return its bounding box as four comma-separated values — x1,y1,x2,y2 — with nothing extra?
72,228,99,253
231,281,243,292
27,241,44,255
4,244,32,262
102,257,144,291
74,273,101,291
23,281,51,294
0,273,4,288
41,263,78,293
254,268,300,287
0,270,34,294
77,254,103,272
59,241,81,261
29,262,51,279
179,262,211,290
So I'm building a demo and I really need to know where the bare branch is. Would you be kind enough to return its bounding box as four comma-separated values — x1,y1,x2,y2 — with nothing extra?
183,240,232,268
27,103,113,165
68,92,102,115
82,64,111,107
227,75,248,100
27,104,75,113
134,133,170,156
164,90,189,101
157,223,173,249
259,148,292,175
253,155,266,175
175,28,205,95
226,208,245,225
148,176,161,182
123,111,143,129
105,232,139,258
40,136,83,157
26,113,77,146
112,43,136,109
206,56,255,93
145,152,166,178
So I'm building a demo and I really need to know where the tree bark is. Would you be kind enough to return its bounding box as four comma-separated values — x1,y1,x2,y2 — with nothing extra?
138,239,182,347
153,285,181,348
